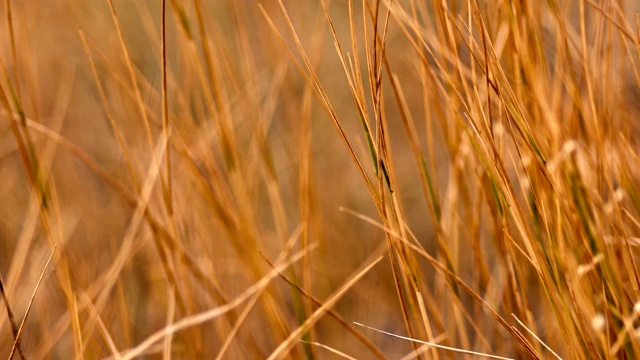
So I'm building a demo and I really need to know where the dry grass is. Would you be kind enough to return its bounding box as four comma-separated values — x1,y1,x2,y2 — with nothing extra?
1,0,640,359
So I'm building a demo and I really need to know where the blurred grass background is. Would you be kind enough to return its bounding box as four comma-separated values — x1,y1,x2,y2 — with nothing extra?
1,0,640,359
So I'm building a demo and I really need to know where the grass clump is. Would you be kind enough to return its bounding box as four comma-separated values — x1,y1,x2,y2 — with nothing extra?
1,0,640,359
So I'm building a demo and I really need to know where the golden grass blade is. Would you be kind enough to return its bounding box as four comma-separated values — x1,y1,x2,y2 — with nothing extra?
105,0,157,155
9,244,57,360
114,245,316,360
162,285,176,360
267,255,384,360
299,340,358,360
78,293,122,360
354,321,515,360
0,273,25,360
215,225,305,360
398,334,448,360
512,313,563,360
261,240,388,360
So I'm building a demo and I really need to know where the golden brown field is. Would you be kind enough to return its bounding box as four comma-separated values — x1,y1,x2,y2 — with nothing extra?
1,0,640,359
